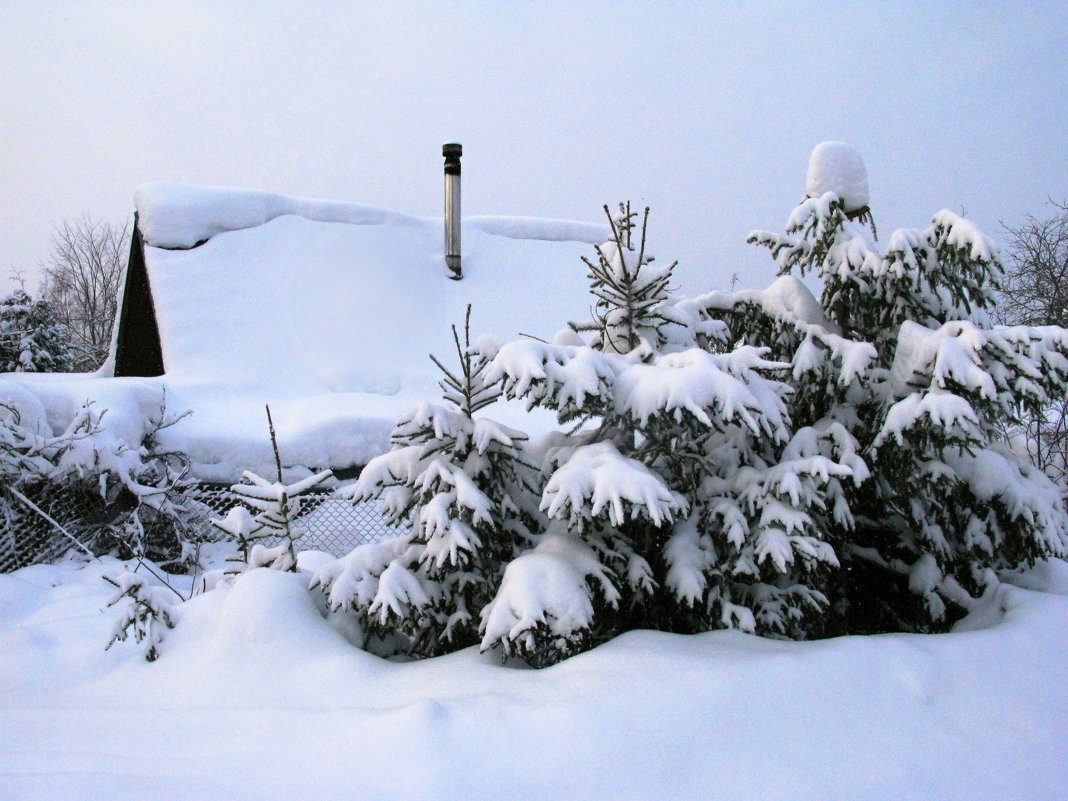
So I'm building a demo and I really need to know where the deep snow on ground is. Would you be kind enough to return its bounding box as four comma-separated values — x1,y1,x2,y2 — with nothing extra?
1,553,1066,801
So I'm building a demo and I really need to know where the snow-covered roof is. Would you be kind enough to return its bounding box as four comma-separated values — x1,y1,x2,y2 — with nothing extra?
5,184,610,481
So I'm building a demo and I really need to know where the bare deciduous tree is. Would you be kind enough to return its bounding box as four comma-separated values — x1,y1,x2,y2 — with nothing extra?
40,215,129,371
1000,200,1068,328
1000,200,1068,493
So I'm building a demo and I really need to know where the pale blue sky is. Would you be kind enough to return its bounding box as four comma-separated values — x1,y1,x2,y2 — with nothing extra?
1,1,1065,294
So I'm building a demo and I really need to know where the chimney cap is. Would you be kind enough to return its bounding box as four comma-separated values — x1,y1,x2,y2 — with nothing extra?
442,143,463,158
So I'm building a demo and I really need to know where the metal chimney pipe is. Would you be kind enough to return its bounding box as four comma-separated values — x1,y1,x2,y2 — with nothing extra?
443,142,462,279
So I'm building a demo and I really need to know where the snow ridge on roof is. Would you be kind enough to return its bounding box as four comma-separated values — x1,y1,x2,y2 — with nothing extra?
135,183,608,249
469,216,607,244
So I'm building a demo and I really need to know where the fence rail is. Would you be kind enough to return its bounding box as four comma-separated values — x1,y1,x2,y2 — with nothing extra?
0,483,409,574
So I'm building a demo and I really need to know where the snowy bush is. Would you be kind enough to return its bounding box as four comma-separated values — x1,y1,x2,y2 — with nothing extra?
103,570,177,661
0,395,203,569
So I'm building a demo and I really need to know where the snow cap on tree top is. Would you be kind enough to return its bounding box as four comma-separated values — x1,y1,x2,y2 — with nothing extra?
806,141,869,213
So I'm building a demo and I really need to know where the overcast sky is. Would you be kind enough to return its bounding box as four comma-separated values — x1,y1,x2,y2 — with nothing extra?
2,1,1065,296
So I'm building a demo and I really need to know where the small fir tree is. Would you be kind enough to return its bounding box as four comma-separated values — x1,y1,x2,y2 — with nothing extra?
571,202,678,356
212,406,332,573
317,307,540,657
103,571,176,662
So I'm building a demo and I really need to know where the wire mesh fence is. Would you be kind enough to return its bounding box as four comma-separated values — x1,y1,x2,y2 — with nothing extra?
0,482,410,574
186,487,410,557
0,481,142,574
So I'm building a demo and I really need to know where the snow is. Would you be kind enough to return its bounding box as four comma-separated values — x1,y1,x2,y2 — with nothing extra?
806,141,870,212
468,215,608,244
875,391,982,448
615,346,785,432
485,339,616,410
680,275,834,332
664,517,711,605
134,183,401,249
0,380,48,434
1,554,1067,800
931,209,998,263
480,533,619,650
541,441,686,528
1,186,610,481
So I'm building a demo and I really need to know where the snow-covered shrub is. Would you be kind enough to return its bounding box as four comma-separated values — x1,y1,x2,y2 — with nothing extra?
0,396,202,570
319,307,541,657
103,570,177,661
734,142,1068,631
0,289,74,373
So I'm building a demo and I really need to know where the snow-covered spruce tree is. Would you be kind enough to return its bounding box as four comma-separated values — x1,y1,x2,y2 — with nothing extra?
314,307,540,658
212,470,332,573
477,205,864,665
736,141,1068,632
0,289,74,373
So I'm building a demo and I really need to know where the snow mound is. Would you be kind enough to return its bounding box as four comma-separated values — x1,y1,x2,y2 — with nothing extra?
206,568,342,651
0,380,49,433
135,183,403,249
470,215,608,244
806,141,869,212
2,557,1068,800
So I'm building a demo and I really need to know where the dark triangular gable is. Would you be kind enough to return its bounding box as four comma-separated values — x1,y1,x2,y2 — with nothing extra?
113,213,164,377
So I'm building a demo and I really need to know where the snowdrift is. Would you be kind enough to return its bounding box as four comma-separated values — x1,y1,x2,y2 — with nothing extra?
0,555,1066,800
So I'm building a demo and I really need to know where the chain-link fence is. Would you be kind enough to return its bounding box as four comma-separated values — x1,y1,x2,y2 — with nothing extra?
0,482,410,574
0,481,149,574
0,484,84,573
187,487,409,556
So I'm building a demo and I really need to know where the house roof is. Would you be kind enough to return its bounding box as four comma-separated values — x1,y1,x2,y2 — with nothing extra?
5,184,609,482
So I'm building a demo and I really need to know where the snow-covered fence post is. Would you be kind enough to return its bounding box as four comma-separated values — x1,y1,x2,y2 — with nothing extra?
443,142,462,280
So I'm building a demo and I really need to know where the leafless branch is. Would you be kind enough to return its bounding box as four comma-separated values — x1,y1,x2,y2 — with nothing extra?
39,215,129,371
